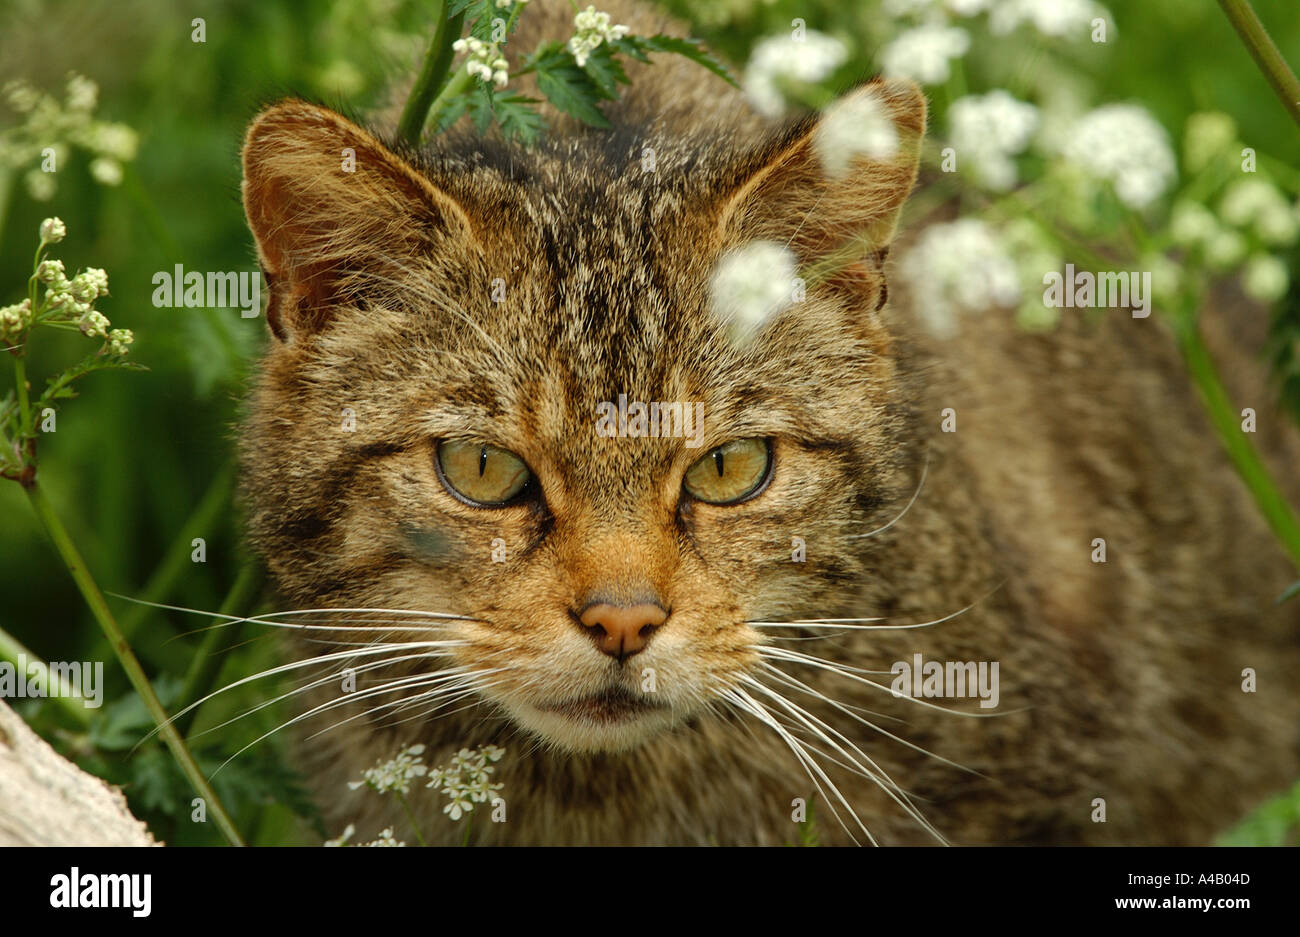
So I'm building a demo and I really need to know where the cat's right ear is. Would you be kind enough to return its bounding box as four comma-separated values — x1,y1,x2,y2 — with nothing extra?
242,100,475,342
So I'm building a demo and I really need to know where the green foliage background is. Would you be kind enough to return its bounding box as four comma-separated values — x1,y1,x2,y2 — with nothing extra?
0,0,1297,845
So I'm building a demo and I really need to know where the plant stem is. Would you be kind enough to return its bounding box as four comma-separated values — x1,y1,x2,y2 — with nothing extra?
176,562,264,740
397,2,466,146
396,792,429,846
116,460,238,641
0,624,93,727
1217,0,1300,130
1176,321,1300,572
23,481,245,845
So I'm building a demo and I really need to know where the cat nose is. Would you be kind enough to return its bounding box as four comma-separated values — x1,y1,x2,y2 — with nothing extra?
576,601,668,661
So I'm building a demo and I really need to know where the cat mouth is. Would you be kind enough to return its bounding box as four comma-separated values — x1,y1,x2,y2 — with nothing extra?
536,686,667,724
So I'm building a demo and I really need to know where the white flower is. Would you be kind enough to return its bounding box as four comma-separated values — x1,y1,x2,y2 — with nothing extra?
37,259,66,284
568,6,630,67
107,328,134,355
948,90,1039,191
456,37,510,89
815,91,899,176
323,824,355,847
78,310,110,339
0,299,33,337
1204,228,1247,271
709,241,799,346
24,170,56,201
90,157,123,186
40,217,67,244
1169,200,1219,248
990,0,1108,39
65,73,98,112
349,743,428,795
423,743,506,821
743,31,848,118
880,25,970,86
1059,104,1176,210
363,827,405,847
898,219,1021,338
1219,179,1299,246
1242,254,1289,303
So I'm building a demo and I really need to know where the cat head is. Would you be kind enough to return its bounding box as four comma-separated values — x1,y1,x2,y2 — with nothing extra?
239,79,926,752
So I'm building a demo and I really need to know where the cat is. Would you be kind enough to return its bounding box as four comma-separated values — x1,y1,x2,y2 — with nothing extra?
236,0,1300,844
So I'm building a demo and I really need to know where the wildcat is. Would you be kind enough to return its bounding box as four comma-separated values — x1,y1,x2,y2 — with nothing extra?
237,0,1300,844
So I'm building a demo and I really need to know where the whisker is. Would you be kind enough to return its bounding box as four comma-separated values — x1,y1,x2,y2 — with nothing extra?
846,452,928,540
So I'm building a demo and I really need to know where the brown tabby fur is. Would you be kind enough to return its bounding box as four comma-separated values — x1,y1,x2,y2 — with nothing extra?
237,0,1300,844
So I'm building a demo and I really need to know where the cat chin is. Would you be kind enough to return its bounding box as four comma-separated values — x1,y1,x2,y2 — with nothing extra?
506,702,684,754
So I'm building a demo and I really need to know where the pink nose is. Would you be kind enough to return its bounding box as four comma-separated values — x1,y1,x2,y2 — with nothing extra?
577,602,668,661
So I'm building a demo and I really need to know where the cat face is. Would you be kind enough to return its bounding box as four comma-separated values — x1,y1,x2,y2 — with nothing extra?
240,83,925,752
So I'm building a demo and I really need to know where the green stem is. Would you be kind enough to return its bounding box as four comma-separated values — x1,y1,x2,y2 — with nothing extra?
0,624,93,727
396,792,429,846
397,3,466,146
1176,321,1300,571
176,562,264,740
23,482,245,845
116,461,237,641
1217,0,1300,130
426,65,475,129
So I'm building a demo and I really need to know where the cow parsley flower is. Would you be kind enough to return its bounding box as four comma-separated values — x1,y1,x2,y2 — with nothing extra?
743,31,848,117
815,91,899,176
990,0,1108,38
948,90,1039,190
898,219,1021,338
709,241,799,346
39,217,67,244
1,73,138,201
425,744,506,822
364,827,406,847
880,24,970,86
324,824,356,847
348,743,428,795
1059,104,1176,210
1242,254,1289,303
453,37,510,89
1219,179,1299,247
568,6,630,67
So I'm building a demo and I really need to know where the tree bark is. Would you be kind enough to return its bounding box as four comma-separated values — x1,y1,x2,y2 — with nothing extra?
0,701,156,846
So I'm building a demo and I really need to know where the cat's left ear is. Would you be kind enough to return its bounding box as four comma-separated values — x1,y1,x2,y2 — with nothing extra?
714,78,926,296
242,100,478,342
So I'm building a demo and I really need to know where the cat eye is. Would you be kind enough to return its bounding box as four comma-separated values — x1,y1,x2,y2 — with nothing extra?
436,440,534,507
682,438,772,505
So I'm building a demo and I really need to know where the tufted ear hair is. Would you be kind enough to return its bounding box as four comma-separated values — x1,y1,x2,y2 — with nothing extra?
241,100,478,342
713,79,926,302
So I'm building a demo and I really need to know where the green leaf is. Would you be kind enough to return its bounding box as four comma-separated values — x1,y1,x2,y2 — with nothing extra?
625,34,739,88
448,0,491,18
493,93,546,144
528,42,611,128
1278,579,1300,605
581,44,630,100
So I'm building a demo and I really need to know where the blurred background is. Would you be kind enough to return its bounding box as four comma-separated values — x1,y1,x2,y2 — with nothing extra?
1,0,1298,845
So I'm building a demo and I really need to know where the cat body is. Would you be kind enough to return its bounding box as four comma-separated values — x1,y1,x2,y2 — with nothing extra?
238,0,1300,844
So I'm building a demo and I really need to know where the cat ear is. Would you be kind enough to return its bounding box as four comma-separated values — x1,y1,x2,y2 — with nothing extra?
241,100,475,341
714,79,926,298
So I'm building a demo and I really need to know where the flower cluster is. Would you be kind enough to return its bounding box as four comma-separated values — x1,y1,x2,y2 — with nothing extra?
709,241,799,347
1057,104,1177,211
1,218,132,355
453,37,509,90
1,73,139,201
426,744,505,821
898,219,1022,339
743,31,848,117
948,90,1040,191
880,24,970,85
814,91,900,176
348,743,429,795
567,6,630,68
323,824,406,847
